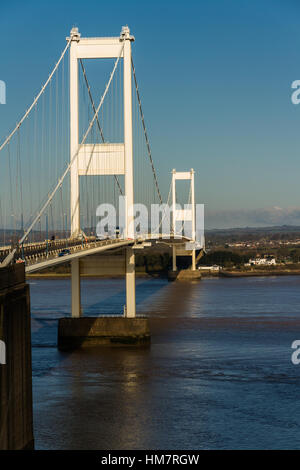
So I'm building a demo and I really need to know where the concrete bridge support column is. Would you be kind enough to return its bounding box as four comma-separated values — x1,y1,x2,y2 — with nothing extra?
192,249,196,271
191,169,196,271
125,247,136,318
172,245,177,271
71,259,81,318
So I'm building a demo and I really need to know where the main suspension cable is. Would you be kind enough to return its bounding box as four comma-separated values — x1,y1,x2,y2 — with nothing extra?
18,46,124,246
131,57,163,205
0,39,71,154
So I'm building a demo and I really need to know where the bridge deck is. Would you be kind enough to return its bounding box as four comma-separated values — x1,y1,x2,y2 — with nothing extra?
25,239,134,273
0,233,197,274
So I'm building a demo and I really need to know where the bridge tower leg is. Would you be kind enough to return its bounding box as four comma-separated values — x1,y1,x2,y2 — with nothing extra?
69,28,82,318
123,26,136,318
70,27,80,238
191,169,196,271
172,246,177,271
71,259,81,318
125,248,136,318
172,170,177,271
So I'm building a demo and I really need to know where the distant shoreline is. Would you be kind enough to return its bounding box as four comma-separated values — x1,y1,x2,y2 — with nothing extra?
26,269,300,280
220,269,300,277
26,272,165,280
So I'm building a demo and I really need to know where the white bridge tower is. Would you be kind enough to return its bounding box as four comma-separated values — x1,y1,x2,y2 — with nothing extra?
171,169,196,272
68,26,136,318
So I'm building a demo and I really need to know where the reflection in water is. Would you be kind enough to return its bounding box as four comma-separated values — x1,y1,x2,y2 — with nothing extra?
30,276,300,449
55,348,153,449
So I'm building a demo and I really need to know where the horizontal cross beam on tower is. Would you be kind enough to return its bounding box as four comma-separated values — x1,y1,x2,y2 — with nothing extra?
78,144,125,175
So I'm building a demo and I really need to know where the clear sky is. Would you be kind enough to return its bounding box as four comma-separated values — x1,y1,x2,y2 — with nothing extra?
1,0,300,228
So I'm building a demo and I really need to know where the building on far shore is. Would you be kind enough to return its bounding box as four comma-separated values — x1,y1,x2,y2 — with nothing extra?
198,265,221,272
245,255,276,266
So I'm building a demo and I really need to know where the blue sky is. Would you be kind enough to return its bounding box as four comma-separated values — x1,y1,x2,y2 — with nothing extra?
1,0,300,228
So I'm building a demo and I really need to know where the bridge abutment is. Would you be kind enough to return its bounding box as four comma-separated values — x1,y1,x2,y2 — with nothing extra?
168,269,202,281
0,264,34,450
57,317,150,350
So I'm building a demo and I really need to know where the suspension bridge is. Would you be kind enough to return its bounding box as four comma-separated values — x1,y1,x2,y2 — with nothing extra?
0,26,202,324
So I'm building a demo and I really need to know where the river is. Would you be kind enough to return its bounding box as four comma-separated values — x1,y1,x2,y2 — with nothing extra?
30,275,300,449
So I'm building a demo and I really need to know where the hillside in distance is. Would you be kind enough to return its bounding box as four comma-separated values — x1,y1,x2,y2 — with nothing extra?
206,225,300,245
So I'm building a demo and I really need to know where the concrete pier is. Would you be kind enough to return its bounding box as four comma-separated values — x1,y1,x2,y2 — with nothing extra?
58,317,150,350
0,264,34,450
168,269,202,281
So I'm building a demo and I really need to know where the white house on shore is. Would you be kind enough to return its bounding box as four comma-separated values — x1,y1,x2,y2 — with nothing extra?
246,256,276,266
198,265,220,272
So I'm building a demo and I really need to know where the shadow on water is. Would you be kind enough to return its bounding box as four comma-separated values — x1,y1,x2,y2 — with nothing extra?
30,277,199,449
30,277,177,378
83,277,171,314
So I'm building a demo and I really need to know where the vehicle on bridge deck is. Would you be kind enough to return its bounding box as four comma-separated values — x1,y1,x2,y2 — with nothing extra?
96,235,110,242
58,249,71,257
